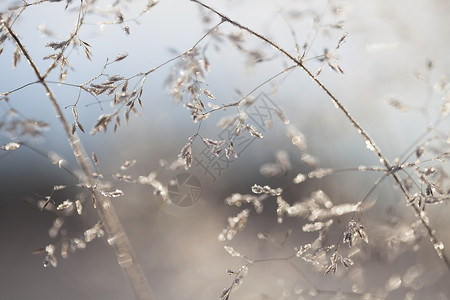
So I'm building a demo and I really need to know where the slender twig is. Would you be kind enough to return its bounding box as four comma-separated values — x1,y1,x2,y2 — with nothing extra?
289,260,387,300
302,0,331,59
132,20,224,79
190,0,450,270
42,0,86,79
0,80,41,102
226,253,387,300
203,64,297,116
3,23,154,300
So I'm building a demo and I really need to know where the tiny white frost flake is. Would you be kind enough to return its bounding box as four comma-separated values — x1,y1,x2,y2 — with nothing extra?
57,200,73,210
293,173,306,184
101,189,124,198
224,245,241,257
1,142,20,151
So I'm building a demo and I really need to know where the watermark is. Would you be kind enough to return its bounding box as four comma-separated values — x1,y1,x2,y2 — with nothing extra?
193,91,282,182
163,92,280,209
167,172,202,207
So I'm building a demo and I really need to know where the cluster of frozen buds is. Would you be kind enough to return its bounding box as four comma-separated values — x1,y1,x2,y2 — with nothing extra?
343,220,368,247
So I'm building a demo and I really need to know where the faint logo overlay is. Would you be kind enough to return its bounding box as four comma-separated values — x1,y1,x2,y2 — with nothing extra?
167,172,202,207
193,91,285,182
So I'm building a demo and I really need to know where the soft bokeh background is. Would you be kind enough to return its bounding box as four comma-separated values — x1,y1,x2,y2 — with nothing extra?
1,0,449,299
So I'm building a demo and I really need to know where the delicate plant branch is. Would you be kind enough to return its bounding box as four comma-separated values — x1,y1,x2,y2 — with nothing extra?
42,0,86,79
191,0,450,270
2,21,154,300
202,64,297,116
301,0,332,60
222,247,387,300
191,0,385,167
0,80,40,101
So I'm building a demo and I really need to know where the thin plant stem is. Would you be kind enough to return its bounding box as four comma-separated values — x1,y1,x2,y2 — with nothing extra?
3,23,154,300
190,0,450,270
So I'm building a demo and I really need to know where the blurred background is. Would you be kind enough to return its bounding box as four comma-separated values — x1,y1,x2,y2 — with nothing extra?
0,0,449,299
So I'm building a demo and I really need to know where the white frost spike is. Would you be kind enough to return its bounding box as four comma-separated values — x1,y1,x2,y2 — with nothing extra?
52,185,66,191
251,184,282,196
287,125,307,151
301,153,317,166
339,256,354,269
61,241,69,259
43,254,57,268
48,151,66,168
179,141,192,168
385,275,402,292
45,244,56,255
225,145,238,159
138,172,170,203
71,237,86,250
120,159,136,170
365,140,375,152
84,222,105,242
43,244,57,268
302,221,332,232
308,168,333,179
218,209,250,241
343,220,368,247
75,200,83,215
357,165,367,171
220,287,231,300
1,142,20,151
57,200,73,210
260,163,281,177
434,241,445,257
331,202,361,216
101,189,124,198
293,173,306,184
201,88,215,100
92,152,99,166
295,244,311,257
312,190,333,208
276,150,291,173
246,124,263,138
224,245,242,257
